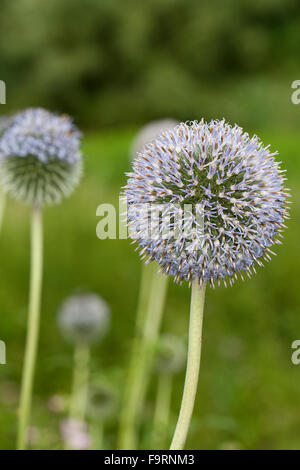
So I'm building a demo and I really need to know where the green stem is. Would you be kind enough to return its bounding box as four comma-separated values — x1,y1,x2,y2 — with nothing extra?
0,191,6,235
170,281,206,450
69,343,90,422
17,205,43,450
135,263,156,333
152,374,172,450
91,421,103,450
118,263,168,449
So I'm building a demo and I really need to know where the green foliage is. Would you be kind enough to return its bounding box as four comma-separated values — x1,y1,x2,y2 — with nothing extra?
0,0,299,127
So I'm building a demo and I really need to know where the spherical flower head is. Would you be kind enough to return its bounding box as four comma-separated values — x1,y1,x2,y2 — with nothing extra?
87,380,117,420
154,334,186,375
130,119,179,160
124,119,289,287
0,108,83,206
57,293,110,345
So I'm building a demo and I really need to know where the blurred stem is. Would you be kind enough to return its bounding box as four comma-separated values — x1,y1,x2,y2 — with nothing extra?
170,281,206,450
118,263,168,449
152,374,172,450
91,421,103,450
0,191,6,235
135,263,155,333
17,205,43,450
69,343,90,422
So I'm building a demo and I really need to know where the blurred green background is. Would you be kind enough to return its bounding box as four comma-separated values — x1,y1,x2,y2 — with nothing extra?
0,0,300,450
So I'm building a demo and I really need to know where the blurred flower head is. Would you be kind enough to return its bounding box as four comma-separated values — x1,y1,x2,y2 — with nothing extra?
87,379,117,421
130,119,179,160
57,292,110,345
47,394,67,413
154,334,186,375
60,418,91,450
124,119,289,287
0,108,83,206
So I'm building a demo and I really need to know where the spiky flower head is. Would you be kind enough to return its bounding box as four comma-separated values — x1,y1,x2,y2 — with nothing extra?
130,119,179,160
124,119,289,287
154,334,186,375
0,108,83,206
57,293,110,345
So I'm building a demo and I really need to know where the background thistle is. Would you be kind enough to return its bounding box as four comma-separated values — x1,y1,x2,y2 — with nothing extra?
58,293,110,345
58,292,111,437
125,119,289,287
11,108,84,450
0,108,83,206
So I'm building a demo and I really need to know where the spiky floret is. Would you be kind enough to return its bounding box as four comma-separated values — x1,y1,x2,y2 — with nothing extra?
57,293,110,345
0,108,83,206
124,119,290,287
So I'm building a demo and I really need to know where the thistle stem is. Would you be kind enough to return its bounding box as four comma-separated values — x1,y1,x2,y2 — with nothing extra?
17,205,43,450
69,343,90,422
170,281,206,450
118,263,168,449
152,374,172,449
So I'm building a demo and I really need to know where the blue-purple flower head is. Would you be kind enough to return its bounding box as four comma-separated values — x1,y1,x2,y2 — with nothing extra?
57,292,110,345
124,119,289,287
0,108,83,206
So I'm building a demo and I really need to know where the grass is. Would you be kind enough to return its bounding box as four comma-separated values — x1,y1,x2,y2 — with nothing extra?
0,127,299,450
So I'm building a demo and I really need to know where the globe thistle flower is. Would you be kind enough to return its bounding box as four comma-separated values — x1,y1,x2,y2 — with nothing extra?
0,108,83,206
124,118,289,450
130,119,179,160
15,108,84,450
124,119,289,288
154,334,186,375
58,293,111,427
58,293,110,345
